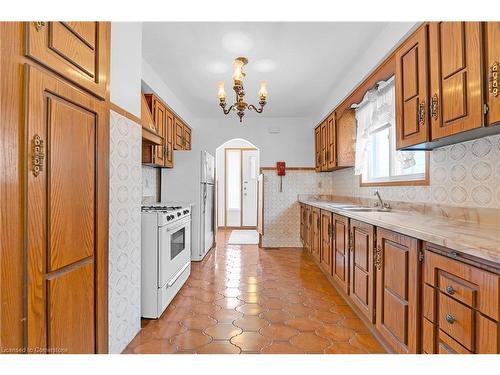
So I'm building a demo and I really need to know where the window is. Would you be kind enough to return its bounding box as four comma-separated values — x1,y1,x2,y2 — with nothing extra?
354,76,427,186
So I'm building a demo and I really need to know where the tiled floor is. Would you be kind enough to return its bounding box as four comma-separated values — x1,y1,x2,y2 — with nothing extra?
123,230,385,354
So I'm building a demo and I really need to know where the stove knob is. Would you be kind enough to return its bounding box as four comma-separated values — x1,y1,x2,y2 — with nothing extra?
177,212,181,217
183,210,189,214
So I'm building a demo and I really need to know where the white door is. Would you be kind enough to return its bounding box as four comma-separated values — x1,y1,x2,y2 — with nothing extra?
242,149,259,227
225,149,241,227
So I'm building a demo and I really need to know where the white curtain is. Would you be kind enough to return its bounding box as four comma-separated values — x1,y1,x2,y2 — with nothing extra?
353,76,415,176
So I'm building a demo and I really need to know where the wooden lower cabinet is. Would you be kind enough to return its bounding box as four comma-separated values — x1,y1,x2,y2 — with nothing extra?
349,220,375,323
422,245,500,353
375,228,420,354
311,207,321,262
26,65,108,353
332,213,349,294
320,210,333,274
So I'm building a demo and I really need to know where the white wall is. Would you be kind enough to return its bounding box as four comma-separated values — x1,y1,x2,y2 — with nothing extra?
314,22,418,126
110,22,142,117
192,116,314,168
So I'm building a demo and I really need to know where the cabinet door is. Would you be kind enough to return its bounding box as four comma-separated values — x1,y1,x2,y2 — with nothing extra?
165,109,174,167
349,220,375,323
336,109,356,167
320,210,332,274
305,205,311,252
153,99,167,166
485,22,500,125
332,213,349,293
26,65,108,353
314,126,321,171
174,117,184,150
311,207,321,261
184,125,192,150
320,121,328,171
326,114,337,169
300,204,305,243
375,228,420,353
429,22,483,140
395,25,429,149
25,22,110,99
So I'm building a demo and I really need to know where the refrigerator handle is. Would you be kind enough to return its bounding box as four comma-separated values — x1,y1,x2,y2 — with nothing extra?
202,184,207,213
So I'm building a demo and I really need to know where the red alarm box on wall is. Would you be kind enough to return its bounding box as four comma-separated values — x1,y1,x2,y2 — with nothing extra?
276,161,286,176
276,161,286,192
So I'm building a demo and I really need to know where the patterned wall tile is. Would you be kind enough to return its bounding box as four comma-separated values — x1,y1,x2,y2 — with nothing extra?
142,165,158,201
109,110,142,353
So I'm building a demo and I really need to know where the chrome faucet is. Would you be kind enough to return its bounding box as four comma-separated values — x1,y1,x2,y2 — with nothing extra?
374,190,390,210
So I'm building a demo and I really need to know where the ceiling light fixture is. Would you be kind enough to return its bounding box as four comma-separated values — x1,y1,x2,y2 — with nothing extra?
217,57,268,122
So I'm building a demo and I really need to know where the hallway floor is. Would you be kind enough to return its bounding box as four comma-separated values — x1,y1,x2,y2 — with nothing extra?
124,230,385,354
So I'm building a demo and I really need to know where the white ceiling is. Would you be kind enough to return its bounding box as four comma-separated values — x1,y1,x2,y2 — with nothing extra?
142,22,391,119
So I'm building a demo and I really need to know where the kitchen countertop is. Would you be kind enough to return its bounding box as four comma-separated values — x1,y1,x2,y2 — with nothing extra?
299,198,500,265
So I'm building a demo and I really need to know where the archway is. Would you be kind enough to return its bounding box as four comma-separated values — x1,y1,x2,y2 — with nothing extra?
215,138,260,229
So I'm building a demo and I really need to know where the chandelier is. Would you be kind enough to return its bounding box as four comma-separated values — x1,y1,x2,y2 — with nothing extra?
217,57,268,122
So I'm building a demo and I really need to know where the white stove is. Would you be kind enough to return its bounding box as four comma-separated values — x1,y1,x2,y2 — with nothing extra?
141,203,191,319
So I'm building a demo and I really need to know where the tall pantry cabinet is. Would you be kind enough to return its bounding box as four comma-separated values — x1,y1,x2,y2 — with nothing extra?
0,22,111,353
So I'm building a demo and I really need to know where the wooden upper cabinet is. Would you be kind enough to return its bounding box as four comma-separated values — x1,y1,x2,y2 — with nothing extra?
395,25,430,149
320,121,328,171
153,99,167,166
485,22,500,125
174,117,191,150
332,213,349,294
336,109,356,167
349,220,375,323
320,210,333,274
165,109,174,167
184,126,192,150
429,22,483,140
375,228,420,354
314,126,321,171
25,22,110,99
326,114,337,169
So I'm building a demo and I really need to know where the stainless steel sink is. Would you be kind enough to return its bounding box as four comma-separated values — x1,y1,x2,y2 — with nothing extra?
340,206,391,212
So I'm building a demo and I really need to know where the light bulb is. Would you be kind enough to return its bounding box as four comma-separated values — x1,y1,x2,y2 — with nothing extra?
232,58,245,83
217,82,226,100
258,81,268,99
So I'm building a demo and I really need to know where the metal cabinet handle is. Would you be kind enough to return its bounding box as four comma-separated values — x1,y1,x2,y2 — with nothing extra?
31,134,44,177
374,244,383,270
445,314,455,324
489,61,498,97
446,286,455,295
418,100,426,125
430,94,439,120
35,21,46,31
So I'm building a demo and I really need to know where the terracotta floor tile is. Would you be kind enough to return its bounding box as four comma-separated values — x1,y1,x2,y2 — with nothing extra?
290,332,331,353
212,308,244,323
196,341,241,354
316,324,356,342
259,325,299,341
123,229,385,354
180,314,217,330
230,332,271,352
236,303,266,315
350,334,385,353
261,342,305,354
259,309,293,324
233,316,269,331
285,317,323,331
170,330,212,350
203,323,243,340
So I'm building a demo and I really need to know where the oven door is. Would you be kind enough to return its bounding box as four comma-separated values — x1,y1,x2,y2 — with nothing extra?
158,217,191,288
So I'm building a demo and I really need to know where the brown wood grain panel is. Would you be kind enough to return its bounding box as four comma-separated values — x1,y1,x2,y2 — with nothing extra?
184,126,192,150
422,283,436,322
349,219,375,323
475,312,499,354
47,262,95,353
375,228,420,354
438,329,471,354
314,126,321,171
311,207,321,262
336,109,356,167
422,318,436,353
165,109,174,166
63,22,96,48
438,272,477,308
48,94,96,271
395,25,429,148
25,21,110,99
174,117,184,150
438,292,474,351
423,249,499,321
429,22,483,140
332,214,349,293
320,210,332,274
326,114,336,169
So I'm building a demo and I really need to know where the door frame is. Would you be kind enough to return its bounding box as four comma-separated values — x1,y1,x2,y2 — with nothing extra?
223,147,258,229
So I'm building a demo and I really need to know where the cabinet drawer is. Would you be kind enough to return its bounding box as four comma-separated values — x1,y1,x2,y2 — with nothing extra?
424,249,499,321
438,293,474,351
438,330,471,354
438,272,477,308
422,318,436,354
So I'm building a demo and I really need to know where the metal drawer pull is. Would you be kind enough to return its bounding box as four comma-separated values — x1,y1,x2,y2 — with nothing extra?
446,286,455,295
445,314,455,324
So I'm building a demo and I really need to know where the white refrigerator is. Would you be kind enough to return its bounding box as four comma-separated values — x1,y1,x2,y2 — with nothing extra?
161,151,215,261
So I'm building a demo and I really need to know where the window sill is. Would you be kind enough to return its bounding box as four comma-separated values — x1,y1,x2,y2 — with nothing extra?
358,174,429,187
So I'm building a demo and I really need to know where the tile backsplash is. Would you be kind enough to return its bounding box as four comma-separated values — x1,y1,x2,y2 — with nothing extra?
331,134,500,209
142,165,160,203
